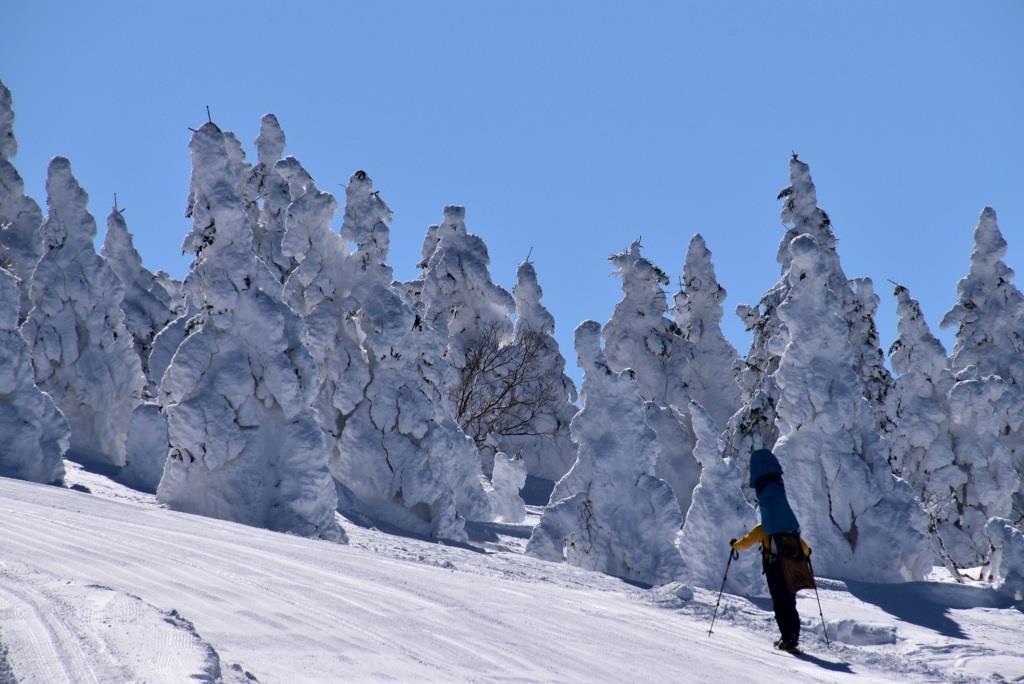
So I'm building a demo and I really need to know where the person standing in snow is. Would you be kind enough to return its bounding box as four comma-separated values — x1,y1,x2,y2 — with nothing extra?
730,448,813,652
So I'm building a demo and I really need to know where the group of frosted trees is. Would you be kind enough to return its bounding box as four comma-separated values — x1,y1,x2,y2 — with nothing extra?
0,82,573,544
528,155,1023,599
1,80,1021,599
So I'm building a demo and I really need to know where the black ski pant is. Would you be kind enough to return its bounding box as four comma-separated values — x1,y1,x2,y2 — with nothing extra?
765,558,800,643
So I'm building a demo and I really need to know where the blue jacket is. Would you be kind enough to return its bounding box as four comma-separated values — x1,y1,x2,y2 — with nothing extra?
749,449,800,535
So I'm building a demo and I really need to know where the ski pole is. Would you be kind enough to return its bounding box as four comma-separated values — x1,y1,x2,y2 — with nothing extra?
808,558,830,648
708,547,739,637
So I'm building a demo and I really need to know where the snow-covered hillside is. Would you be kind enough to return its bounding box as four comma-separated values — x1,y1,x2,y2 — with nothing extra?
1,467,1022,683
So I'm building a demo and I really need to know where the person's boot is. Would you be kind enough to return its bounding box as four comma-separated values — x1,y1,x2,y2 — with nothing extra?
776,636,800,652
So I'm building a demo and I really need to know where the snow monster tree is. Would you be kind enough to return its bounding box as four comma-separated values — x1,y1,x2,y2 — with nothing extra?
725,156,894,461
0,267,69,483
603,241,700,523
470,258,579,483
0,80,43,322
327,171,491,540
101,206,176,393
670,234,742,428
156,122,341,541
22,157,145,466
940,207,1024,562
526,320,684,586
886,284,967,570
677,401,761,595
772,234,932,582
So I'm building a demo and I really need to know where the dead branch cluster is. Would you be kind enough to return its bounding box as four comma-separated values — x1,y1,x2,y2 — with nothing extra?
452,321,562,448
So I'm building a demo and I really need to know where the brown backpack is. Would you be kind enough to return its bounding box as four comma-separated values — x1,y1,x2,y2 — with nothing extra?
771,533,816,593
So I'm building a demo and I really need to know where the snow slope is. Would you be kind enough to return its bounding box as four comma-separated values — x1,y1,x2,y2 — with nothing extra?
1,468,1022,683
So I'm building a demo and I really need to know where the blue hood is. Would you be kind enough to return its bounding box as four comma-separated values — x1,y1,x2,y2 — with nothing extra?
749,449,801,535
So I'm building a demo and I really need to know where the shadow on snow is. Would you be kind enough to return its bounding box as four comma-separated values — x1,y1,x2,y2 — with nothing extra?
789,649,854,674
843,580,1013,639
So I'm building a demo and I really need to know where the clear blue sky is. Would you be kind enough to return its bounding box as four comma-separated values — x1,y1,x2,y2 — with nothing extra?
4,1,1022,386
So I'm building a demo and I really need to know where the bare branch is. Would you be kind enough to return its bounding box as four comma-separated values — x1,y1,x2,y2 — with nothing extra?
452,321,567,450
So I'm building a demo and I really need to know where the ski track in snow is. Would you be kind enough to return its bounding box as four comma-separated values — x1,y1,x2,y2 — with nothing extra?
0,466,1021,683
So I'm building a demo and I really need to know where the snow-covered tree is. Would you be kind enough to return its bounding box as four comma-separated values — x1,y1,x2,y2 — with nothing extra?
253,116,310,283
986,518,1024,603
671,234,741,427
21,157,144,466
940,208,1024,552
885,285,970,568
946,373,1023,562
101,206,176,392
526,320,685,586
455,259,578,482
772,234,932,582
419,205,516,388
0,81,43,322
941,207,1024,385
119,402,169,492
327,171,491,540
848,277,895,435
278,163,374,515
156,122,341,540
725,156,894,459
603,240,700,520
490,452,527,524
677,401,760,595
604,241,690,407
0,267,69,483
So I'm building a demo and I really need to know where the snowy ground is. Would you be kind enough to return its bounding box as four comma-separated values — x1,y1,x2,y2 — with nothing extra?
0,463,1021,683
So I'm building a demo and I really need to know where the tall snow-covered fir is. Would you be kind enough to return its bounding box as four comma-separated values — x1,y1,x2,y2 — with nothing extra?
670,234,742,428
156,122,341,540
603,240,700,522
253,115,304,283
941,207,1024,386
885,284,967,569
940,207,1024,556
415,207,519,471
772,234,932,582
21,157,145,467
0,81,43,322
725,156,895,460
482,259,578,482
330,171,491,541
418,206,515,375
101,206,176,393
677,401,760,595
0,266,69,484
278,156,370,467
527,320,685,586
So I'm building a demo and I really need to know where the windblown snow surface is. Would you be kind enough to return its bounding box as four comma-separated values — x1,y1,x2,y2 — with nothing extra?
1,464,1022,683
